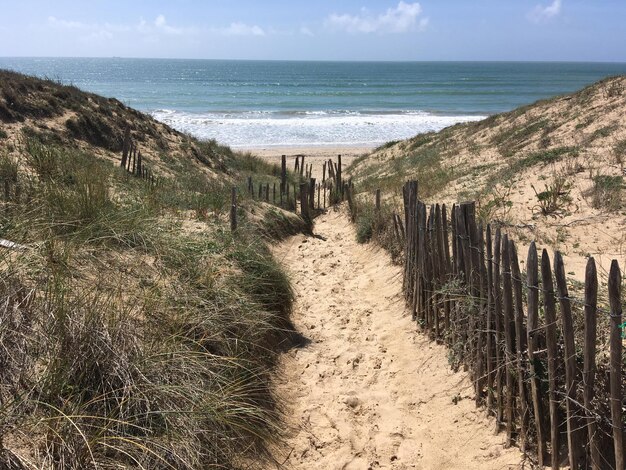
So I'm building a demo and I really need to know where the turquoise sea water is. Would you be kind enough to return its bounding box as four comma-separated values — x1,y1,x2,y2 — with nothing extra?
1,58,625,147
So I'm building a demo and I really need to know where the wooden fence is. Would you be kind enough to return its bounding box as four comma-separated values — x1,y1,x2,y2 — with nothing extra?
400,180,624,469
120,127,158,187
234,154,352,231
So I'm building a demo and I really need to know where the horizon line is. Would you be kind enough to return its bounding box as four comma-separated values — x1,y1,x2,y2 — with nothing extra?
2,56,626,65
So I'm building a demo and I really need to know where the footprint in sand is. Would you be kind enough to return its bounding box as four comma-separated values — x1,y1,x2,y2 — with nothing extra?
271,207,525,470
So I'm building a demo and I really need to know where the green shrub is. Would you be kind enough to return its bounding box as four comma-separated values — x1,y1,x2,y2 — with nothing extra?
531,174,573,217
591,175,623,211
65,114,122,151
356,208,375,243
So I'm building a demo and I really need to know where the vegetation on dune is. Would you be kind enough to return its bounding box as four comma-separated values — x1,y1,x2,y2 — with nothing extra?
347,75,626,257
0,71,306,469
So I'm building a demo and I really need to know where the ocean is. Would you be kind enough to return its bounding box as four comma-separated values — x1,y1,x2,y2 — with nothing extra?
1,58,625,148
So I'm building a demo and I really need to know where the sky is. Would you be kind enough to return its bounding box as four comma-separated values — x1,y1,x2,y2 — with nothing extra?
0,0,624,62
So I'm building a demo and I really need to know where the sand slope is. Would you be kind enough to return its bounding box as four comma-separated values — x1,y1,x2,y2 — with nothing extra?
271,207,525,469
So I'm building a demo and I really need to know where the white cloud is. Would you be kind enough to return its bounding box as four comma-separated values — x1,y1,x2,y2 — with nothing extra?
152,14,186,35
325,2,424,34
155,15,166,28
218,22,266,36
48,16,88,30
528,0,562,23
46,15,266,43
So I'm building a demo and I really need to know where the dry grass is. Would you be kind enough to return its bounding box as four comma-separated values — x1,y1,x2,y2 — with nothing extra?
0,129,301,469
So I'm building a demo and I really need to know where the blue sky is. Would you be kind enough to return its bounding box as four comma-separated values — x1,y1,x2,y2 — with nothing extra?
0,0,624,61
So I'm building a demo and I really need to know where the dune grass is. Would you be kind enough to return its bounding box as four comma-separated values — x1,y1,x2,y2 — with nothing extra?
0,135,299,469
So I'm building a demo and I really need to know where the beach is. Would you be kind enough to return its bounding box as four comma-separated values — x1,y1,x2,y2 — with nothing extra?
245,145,373,180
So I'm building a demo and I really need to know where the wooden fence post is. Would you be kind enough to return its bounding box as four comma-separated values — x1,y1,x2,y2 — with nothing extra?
436,204,446,339
475,222,487,405
442,204,452,335
281,155,287,194
317,183,320,209
121,127,131,168
337,155,342,199
554,251,582,470
493,227,504,431
418,202,428,326
230,186,237,232
450,205,459,352
403,181,418,312
501,235,515,448
541,250,560,470
485,224,495,410
309,178,316,210
526,242,546,467
300,183,309,223
510,240,529,453
392,213,400,241
583,258,601,470
608,260,624,470
375,189,381,211
345,182,355,222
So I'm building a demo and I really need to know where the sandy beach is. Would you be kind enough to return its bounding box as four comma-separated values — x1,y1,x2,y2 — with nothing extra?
243,145,374,180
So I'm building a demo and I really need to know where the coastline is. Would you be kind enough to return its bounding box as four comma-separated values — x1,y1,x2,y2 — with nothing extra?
243,145,373,180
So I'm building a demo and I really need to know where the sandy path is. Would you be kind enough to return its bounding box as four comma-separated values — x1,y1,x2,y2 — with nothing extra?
271,207,526,470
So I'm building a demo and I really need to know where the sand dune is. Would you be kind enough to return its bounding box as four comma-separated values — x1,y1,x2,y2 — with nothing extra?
271,206,525,469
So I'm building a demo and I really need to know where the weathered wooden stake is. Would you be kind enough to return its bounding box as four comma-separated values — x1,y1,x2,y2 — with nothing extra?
541,250,560,470
317,183,320,209
300,182,309,223
526,242,546,467
583,257,600,470
493,227,504,431
485,224,495,410
309,178,316,210
501,235,515,447
608,260,624,470
121,127,131,167
510,240,529,453
554,251,582,470
337,155,343,199
281,155,287,194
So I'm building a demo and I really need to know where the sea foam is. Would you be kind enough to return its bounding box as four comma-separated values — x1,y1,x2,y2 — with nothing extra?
151,109,486,147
